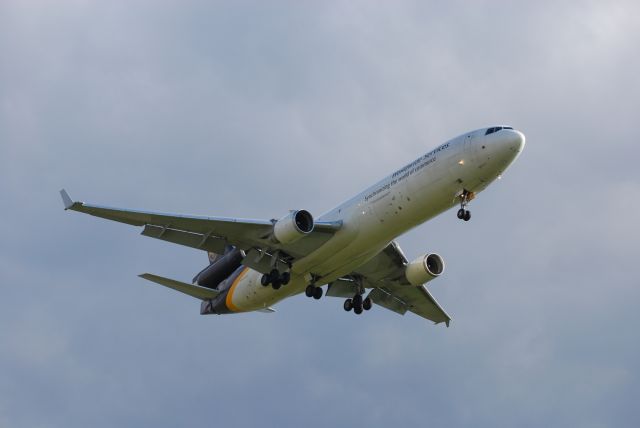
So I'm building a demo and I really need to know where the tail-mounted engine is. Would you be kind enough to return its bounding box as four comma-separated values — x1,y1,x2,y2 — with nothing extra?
273,210,314,244
405,253,445,286
193,247,245,289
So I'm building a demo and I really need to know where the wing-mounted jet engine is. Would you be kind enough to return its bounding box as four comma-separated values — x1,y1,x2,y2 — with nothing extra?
273,210,314,244
405,253,445,286
255,209,314,290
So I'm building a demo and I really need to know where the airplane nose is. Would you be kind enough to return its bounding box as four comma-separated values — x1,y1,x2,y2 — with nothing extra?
492,129,525,155
511,130,526,153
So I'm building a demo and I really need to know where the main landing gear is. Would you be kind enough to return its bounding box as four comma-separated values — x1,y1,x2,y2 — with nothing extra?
305,284,323,300
457,189,473,222
343,294,373,315
261,269,290,290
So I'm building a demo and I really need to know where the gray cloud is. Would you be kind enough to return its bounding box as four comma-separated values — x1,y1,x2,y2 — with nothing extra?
1,0,639,427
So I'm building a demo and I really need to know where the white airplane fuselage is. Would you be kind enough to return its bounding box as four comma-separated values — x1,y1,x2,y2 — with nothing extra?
220,127,525,313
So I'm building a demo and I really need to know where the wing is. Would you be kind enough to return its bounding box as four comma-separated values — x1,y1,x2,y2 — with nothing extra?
60,190,341,273
327,241,452,326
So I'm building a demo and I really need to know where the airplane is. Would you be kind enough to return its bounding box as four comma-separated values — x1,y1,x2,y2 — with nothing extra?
60,126,525,326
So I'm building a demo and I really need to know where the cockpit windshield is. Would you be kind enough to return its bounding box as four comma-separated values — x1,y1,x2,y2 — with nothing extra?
485,126,513,135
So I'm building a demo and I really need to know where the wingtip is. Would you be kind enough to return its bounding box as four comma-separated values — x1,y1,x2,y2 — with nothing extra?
59,189,73,210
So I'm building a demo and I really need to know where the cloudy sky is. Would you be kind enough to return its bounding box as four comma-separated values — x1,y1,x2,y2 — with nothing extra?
1,1,639,426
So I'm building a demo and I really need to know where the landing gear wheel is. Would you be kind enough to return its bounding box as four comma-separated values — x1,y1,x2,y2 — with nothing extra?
344,299,353,312
261,274,271,286
363,297,373,311
313,287,323,300
463,210,471,221
280,272,291,285
353,294,363,308
272,279,282,290
353,294,364,313
457,208,465,219
305,285,315,298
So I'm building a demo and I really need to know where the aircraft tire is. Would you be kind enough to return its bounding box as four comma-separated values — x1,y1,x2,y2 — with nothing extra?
281,272,290,285
261,274,270,286
344,299,353,312
457,208,465,219
313,287,323,300
305,285,315,297
463,210,471,221
363,297,372,311
354,306,363,315
353,294,363,308
272,279,282,290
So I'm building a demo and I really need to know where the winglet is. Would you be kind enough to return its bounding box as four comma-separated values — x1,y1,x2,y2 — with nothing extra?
60,189,74,210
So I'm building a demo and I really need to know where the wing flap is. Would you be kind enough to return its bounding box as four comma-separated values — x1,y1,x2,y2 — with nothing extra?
139,273,220,300
367,288,408,315
141,225,228,254
326,278,358,298
376,284,451,325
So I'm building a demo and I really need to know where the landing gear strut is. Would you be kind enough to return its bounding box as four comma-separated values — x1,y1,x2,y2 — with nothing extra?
261,269,290,290
457,189,473,222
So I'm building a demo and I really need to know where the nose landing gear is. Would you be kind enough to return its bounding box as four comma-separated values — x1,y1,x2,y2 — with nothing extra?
457,189,474,222
457,208,471,221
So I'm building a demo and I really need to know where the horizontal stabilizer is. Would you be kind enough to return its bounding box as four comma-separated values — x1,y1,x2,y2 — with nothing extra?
139,273,220,300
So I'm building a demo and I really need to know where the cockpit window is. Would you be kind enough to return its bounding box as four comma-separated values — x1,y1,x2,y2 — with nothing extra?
485,126,513,135
485,127,499,135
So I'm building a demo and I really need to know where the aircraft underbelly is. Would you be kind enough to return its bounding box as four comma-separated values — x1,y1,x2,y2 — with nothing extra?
223,269,308,312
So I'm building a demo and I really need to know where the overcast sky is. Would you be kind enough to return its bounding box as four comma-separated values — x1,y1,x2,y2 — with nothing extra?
1,1,639,427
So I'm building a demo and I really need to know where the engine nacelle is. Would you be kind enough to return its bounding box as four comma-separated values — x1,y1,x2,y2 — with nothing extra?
273,210,314,244
405,253,445,286
193,248,245,289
